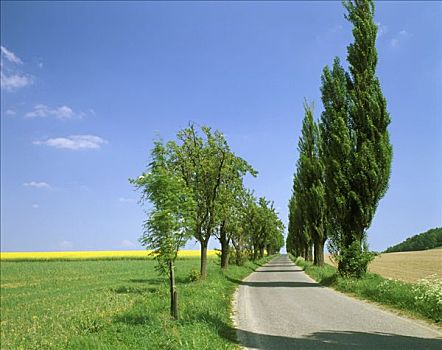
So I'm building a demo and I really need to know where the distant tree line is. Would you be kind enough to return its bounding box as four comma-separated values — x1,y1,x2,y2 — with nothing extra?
385,227,442,253
287,0,392,278
130,123,284,319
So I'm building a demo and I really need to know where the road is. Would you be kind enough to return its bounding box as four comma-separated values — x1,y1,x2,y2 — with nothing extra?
233,255,442,349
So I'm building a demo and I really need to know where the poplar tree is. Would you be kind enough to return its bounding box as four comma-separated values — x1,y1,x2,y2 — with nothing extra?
296,102,327,265
341,0,392,276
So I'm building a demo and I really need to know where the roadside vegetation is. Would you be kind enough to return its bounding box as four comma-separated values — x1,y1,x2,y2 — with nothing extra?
130,123,284,318
292,255,442,324
385,227,442,253
1,255,272,350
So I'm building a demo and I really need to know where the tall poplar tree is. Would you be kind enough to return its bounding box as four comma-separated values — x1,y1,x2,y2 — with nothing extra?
296,102,327,265
342,0,392,276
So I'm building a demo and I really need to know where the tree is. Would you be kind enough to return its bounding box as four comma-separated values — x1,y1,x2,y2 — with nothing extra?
130,141,195,319
171,123,230,279
214,151,256,269
296,102,327,265
319,57,353,268
338,0,393,276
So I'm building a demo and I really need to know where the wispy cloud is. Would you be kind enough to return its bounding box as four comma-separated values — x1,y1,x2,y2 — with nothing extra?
5,109,16,116
1,72,32,90
120,240,136,248
390,29,411,48
23,181,51,189
119,197,135,203
32,204,40,209
1,46,23,64
33,135,108,150
376,22,388,38
26,104,85,120
59,240,73,249
1,46,32,91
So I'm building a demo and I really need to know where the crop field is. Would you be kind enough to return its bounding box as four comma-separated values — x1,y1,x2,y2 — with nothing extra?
325,248,442,283
0,249,217,262
0,254,268,349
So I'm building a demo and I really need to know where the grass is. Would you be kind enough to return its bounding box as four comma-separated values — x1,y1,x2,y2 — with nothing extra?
1,255,273,349
0,249,217,262
291,255,442,324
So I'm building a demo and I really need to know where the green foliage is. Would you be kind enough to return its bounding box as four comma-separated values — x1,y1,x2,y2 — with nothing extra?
292,256,441,323
289,0,392,277
130,140,195,274
288,102,326,265
1,256,273,349
385,227,442,253
187,269,201,282
335,240,375,278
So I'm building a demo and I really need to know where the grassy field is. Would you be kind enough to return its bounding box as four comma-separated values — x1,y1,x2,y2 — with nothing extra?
0,249,217,262
293,255,442,324
1,255,271,349
325,247,442,283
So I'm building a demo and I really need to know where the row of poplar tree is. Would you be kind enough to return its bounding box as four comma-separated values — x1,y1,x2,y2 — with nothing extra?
130,123,284,318
287,0,392,278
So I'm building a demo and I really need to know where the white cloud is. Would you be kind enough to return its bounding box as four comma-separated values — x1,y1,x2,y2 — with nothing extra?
390,38,399,47
23,181,51,189
5,109,16,116
59,240,73,249
120,240,136,248
399,29,409,36
26,104,85,120
376,22,388,38
1,46,23,64
1,72,32,91
390,29,411,48
1,46,32,91
33,135,108,150
32,204,40,209
119,197,135,203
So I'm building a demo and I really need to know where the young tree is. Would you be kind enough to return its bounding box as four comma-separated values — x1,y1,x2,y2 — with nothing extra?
130,141,195,319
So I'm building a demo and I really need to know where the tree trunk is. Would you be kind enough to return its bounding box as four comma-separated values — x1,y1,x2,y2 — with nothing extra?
235,247,242,265
259,246,265,259
253,246,258,261
314,239,325,266
200,241,208,279
220,222,230,269
169,260,178,320
306,244,313,262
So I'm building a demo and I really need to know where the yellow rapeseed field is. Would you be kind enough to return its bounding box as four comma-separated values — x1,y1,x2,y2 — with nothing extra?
0,249,216,261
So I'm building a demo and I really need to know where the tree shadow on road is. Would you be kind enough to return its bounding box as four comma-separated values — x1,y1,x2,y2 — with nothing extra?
255,269,304,273
226,275,320,288
196,312,441,349
236,328,442,350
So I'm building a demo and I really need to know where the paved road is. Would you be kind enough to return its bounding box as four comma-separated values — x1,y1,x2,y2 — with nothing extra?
233,255,442,349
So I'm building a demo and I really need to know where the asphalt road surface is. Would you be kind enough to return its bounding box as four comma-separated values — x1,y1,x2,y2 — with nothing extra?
233,255,442,349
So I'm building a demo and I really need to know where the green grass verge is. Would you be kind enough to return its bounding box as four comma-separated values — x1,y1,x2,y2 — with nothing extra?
290,255,441,324
1,255,274,349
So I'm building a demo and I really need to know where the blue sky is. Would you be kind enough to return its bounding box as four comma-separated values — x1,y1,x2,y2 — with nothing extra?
1,1,441,252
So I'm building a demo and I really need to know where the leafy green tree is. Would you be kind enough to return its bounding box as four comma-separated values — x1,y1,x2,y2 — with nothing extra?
214,151,256,269
319,57,353,267
296,102,327,265
130,141,195,319
338,0,392,276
